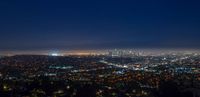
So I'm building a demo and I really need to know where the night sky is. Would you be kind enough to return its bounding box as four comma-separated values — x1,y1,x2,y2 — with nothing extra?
0,0,200,51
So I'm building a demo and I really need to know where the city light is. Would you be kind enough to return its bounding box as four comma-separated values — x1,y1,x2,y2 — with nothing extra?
51,53,59,56
50,52,63,56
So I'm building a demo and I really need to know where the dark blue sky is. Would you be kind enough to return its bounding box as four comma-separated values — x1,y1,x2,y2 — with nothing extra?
0,0,200,50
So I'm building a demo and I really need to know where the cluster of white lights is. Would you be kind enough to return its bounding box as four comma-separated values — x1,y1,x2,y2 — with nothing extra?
51,53,59,56
50,52,64,56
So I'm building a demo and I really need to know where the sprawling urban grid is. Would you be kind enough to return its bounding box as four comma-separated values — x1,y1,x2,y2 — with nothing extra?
0,49,199,97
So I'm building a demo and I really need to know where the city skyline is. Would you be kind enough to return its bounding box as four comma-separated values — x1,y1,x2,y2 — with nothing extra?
1,48,200,56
